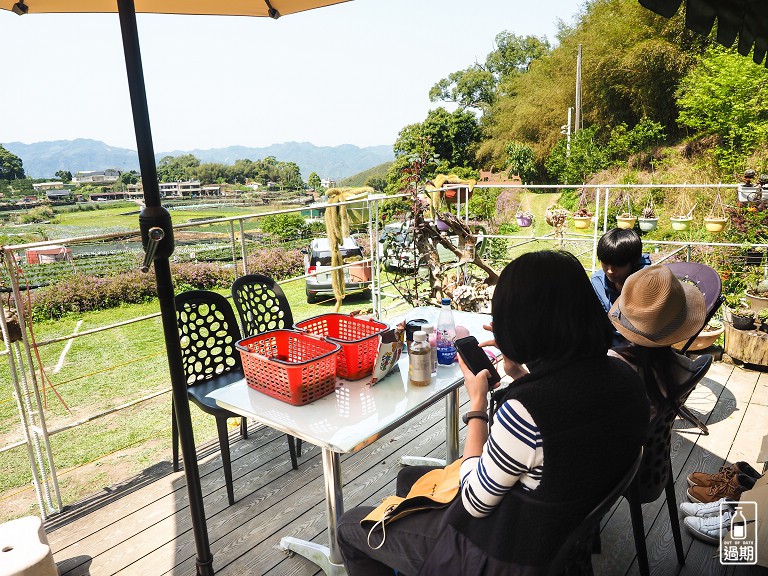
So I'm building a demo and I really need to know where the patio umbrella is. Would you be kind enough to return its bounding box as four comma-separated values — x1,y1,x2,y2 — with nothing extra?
638,0,768,66
1,1,350,574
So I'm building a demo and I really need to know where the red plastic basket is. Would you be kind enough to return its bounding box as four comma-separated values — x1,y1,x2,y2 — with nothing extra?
294,314,389,380
236,329,341,406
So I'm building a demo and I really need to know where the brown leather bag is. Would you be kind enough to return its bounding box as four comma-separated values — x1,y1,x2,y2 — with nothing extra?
361,458,463,549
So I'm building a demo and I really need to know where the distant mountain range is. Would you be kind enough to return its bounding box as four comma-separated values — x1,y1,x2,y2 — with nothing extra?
2,139,394,181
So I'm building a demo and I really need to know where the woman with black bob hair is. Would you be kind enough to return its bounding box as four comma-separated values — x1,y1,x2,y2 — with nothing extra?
337,250,649,576
494,250,615,366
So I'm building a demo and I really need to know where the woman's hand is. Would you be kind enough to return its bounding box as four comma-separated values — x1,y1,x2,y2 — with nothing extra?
478,322,496,349
458,355,490,412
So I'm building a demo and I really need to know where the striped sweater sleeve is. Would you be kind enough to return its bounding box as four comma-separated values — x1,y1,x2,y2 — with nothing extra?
459,399,543,518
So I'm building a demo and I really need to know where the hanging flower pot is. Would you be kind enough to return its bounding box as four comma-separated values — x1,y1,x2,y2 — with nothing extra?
443,185,473,205
545,206,568,228
572,216,592,229
616,214,636,229
703,190,727,234
670,216,692,231
515,211,533,227
638,202,658,232
703,217,727,233
638,217,658,232
572,206,593,229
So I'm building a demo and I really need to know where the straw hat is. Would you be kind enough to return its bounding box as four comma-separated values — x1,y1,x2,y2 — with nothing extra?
609,265,706,348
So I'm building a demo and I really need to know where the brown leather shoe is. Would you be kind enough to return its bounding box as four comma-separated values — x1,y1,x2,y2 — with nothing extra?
687,473,757,504
687,461,761,488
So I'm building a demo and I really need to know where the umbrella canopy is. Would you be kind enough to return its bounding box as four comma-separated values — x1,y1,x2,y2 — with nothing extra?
2,0,348,16
2,1,350,574
639,0,768,66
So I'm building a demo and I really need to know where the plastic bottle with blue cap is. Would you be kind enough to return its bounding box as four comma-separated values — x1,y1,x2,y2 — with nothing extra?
436,297,457,365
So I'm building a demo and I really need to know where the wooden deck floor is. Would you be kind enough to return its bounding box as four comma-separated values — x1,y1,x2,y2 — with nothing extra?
43,362,768,576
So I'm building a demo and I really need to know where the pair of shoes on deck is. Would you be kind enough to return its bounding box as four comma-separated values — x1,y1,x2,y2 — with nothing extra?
680,498,738,544
687,473,756,504
686,461,760,504
687,461,761,489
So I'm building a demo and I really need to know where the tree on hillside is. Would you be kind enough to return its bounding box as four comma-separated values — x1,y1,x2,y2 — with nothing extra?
55,170,73,183
478,0,707,172
429,32,551,112
308,172,322,191
119,171,138,185
365,177,386,192
157,154,200,182
676,45,768,172
386,108,482,193
197,162,229,185
504,141,537,182
0,145,25,180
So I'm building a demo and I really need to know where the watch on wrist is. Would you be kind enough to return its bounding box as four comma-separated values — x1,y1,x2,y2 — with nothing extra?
462,410,489,425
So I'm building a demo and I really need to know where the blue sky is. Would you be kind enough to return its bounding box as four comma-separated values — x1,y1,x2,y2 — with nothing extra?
1,0,582,152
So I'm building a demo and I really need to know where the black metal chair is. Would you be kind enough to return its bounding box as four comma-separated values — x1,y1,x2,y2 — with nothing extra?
626,353,713,576
664,262,725,434
546,447,643,576
230,274,302,456
231,274,294,338
173,290,299,506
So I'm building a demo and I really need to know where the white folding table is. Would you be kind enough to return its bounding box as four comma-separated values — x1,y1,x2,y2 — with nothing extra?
208,307,494,575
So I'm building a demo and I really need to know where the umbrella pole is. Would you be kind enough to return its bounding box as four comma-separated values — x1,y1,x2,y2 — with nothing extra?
116,1,214,574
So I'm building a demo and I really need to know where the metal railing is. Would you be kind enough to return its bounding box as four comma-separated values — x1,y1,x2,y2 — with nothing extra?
1,183,765,519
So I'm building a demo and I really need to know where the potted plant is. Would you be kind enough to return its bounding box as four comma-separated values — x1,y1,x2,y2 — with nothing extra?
758,308,768,333
638,205,658,232
731,307,756,331
544,206,569,229
745,272,768,314
615,195,636,229
572,189,593,229
674,319,724,351
703,190,728,233
670,192,695,231
515,210,534,227
344,254,372,283
572,207,593,229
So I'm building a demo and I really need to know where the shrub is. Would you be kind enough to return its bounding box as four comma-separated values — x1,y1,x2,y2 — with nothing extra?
20,206,56,224
30,262,235,320
244,247,304,280
260,213,309,240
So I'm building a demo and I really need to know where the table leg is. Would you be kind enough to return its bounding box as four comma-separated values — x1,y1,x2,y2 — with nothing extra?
445,389,460,463
400,389,461,467
278,449,346,576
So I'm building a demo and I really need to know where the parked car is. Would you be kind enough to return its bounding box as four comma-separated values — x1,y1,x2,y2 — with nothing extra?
303,237,372,303
378,220,486,272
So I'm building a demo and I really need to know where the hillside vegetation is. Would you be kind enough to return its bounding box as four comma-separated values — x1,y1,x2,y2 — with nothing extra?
380,0,768,195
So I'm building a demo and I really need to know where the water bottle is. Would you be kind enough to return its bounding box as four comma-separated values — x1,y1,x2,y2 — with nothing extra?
436,298,457,365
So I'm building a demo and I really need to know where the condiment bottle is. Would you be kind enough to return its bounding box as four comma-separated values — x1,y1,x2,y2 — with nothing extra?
408,331,432,387
422,324,437,375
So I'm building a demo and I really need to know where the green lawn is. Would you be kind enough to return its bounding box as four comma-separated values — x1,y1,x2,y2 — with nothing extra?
0,192,572,520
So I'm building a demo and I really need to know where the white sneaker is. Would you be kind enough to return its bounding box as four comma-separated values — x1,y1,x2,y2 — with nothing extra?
684,511,732,544
680,497,735,518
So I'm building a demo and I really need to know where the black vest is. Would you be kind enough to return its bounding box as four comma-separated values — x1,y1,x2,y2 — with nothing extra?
445,354,649,568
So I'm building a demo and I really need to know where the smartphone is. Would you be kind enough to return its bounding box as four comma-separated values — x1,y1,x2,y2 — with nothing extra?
455,336,501,387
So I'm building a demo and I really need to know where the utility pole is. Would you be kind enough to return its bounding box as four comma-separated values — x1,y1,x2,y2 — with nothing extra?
560,107,573,157
575,44,582,134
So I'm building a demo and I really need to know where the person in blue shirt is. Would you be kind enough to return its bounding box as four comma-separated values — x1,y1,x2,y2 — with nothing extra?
591,228,652,314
